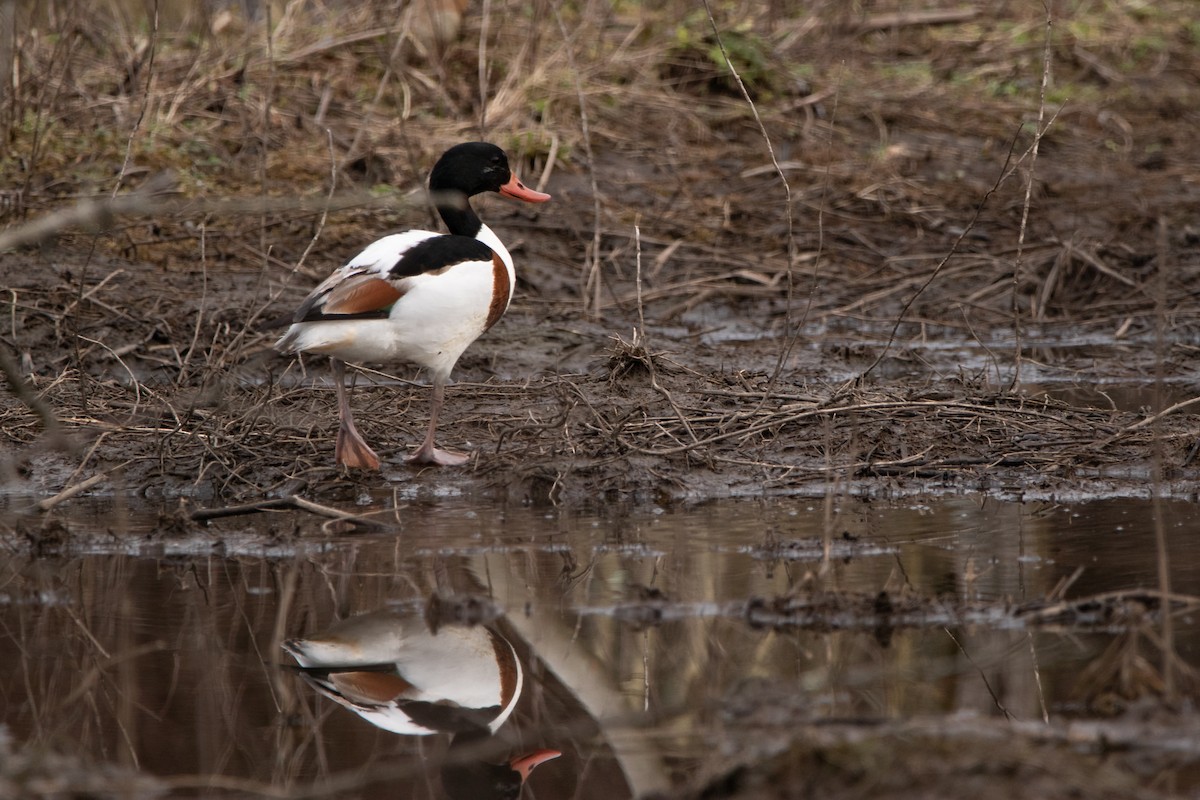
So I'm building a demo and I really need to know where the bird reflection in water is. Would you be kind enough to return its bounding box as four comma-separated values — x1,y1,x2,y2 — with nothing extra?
283,603,560,799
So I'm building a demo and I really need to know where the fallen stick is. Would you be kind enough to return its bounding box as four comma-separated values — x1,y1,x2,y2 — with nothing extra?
35,468,119,512
853,8,978,33
286,494,374,524
0,172,178,251
190,494,389,530
1,343,71,451
189,498,298,521
1114,395,1200,436
0,176,429,252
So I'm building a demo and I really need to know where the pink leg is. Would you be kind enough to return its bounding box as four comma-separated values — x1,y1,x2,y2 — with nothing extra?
407,373,468,466
331,358,381,470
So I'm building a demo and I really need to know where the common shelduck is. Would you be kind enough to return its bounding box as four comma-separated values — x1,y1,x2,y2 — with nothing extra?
275,142,551,469
282,609,525,736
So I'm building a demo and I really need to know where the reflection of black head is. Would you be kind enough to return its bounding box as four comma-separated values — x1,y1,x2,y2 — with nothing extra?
441,758,524,800
440,730,561,800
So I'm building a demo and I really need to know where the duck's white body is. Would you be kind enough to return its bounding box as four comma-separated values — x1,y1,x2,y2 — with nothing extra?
284,610,524,736
276,226,514,375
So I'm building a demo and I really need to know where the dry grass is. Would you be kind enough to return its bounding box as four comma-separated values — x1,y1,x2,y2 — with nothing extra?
1,0,1200,504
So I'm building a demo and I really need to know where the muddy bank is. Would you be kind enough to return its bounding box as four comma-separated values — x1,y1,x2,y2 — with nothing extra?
3,261,1198,507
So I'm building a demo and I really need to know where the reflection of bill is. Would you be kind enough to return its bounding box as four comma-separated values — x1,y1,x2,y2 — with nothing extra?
442,730,562,800
283,607,560,798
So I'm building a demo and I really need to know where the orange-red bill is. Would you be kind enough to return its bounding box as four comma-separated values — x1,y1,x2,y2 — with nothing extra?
499,174,551,203
509,748,562,781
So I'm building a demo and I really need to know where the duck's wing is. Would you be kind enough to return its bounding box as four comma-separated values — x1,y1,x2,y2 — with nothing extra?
287,662,501,734
287,661,417,706
292,231,496,323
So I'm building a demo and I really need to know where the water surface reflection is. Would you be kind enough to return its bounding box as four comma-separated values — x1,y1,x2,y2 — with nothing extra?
0,495,1195,796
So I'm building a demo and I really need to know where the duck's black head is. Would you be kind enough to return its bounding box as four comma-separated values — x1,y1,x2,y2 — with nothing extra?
430,142,551,202
430,142,513,196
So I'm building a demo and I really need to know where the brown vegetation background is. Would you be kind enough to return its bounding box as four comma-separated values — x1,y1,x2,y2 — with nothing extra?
2,0,1199,501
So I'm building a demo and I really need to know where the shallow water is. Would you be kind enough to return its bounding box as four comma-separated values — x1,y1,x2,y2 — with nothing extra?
693,318,1200,420
1,494,1197,797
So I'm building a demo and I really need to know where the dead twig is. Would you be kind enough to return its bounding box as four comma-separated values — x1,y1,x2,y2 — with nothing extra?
0,343,70,450
190,494,389,531
1009,3,1056,390
0,172,178,251
851,8,979,33
550,0,603,317
36,462,132,512
0,183,432,253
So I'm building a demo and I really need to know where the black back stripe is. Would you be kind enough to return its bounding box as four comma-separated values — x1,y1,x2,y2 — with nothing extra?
389,235,495,279
394,699,503,734
298,306,393,323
